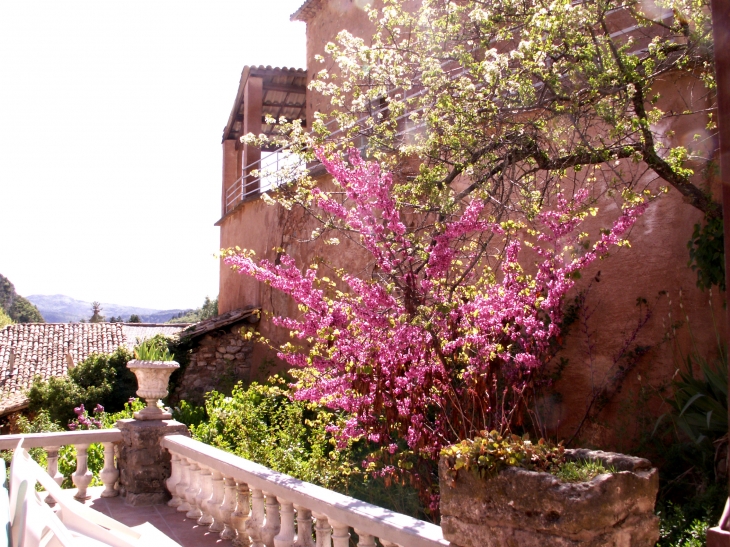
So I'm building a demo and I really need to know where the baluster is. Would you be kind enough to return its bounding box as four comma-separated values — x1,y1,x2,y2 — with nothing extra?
328,519,349,547
99,442,118,498
208,470,226,533
273,499,295,547
293,505,314,547
261,492,281,547
312,513,331,547
185,462,202,519
44,446,63,506
231,482,251,547
354,530,376,547
246,488,266,547
220,477,238,540
176,458,192,512
196,465,214,526
72,444,93,501
166,453,182,507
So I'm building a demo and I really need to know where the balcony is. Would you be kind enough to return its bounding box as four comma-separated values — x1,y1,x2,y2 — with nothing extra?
220,5,679,218
222,103,427,216
0,422,446,547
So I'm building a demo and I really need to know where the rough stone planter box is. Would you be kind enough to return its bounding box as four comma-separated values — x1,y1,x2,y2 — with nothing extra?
439,448,659,547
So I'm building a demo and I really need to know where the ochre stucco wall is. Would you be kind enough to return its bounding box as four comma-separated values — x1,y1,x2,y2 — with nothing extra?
217,0,723,449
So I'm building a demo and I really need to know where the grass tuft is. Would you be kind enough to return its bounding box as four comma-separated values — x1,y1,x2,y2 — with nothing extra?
555,459,615,483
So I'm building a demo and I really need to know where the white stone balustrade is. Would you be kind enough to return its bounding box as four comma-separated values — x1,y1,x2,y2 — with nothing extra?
247,488,266,547
231,482,251,547
167,453,183,508
197,465,215,526
99,442,119,498
0,429,122,502
176,457,192,512
209,470,227,533
44,445,64,506
186,460,203,519
162,435,447,547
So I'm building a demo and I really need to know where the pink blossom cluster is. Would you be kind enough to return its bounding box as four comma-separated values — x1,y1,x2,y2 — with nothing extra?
225,148,646,474
68,403,104,430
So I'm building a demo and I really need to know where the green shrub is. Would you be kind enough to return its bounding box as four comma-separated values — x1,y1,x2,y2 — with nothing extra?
649,347,728,547
667,350,727,446
190,377,357,491
27,346,137,426
172,400,207,428
657,501,714,547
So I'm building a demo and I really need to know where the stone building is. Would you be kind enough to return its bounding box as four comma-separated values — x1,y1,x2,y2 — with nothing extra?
215,0,722,448
171,308,259,405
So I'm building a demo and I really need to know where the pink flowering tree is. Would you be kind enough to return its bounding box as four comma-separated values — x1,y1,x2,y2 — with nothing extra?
224,148,647,506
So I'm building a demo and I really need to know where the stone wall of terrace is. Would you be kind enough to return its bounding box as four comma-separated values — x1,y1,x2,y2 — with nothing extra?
173,324,254,405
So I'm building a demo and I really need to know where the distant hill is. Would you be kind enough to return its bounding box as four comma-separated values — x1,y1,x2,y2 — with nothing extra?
26,294,189,323
0,274,45,323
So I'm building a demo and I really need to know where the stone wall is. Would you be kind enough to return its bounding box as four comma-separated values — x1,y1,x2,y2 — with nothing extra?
173,323,254,405
116,419,190,506
439,449,660,547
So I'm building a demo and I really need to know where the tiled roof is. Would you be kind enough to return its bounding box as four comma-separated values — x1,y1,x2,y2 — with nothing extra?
0,323,189,415
178,307,259,341
290,0,326,22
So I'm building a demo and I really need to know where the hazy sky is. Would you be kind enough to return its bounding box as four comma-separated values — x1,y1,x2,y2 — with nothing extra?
0,1,306,310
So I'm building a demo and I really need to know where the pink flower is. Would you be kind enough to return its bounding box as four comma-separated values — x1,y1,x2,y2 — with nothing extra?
227,148,647,486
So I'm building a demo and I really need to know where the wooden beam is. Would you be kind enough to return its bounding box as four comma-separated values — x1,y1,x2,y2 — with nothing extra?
263,84,306,94
263,101,306,108
243,76,263,194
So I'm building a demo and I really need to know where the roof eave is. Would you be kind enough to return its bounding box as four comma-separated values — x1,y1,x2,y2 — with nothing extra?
222,66,252,142
290,0,325,22
221,66,308,143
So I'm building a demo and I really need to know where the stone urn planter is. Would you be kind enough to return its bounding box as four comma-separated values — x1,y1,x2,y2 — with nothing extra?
439,448,660,547
126,359,179,420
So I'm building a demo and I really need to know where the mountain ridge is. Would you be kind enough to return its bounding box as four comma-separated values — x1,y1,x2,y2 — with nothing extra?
27,294,189,323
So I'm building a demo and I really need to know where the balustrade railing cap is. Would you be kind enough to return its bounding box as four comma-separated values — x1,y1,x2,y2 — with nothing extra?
0,429,123,451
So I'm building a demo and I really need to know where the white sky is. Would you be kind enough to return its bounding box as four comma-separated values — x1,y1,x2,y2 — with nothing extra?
0,1,307,310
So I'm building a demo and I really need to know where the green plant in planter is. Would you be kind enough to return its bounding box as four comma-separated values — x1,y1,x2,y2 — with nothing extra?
555,460,616,483
441,431,618,483
441,431,567,480
134,338,175,361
